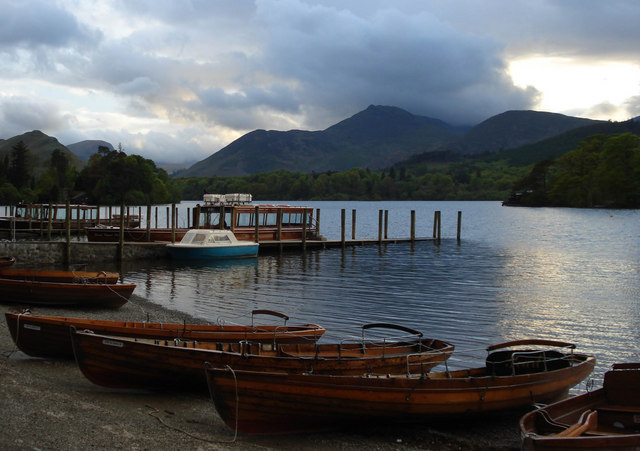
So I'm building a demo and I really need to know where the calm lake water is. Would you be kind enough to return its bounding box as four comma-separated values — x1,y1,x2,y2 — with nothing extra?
119,200,640,386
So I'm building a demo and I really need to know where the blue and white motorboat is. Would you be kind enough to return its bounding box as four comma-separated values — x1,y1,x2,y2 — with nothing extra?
166,229,258,259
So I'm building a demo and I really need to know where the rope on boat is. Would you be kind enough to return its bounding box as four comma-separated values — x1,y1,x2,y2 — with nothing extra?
225,364,240,443
1,309,29,360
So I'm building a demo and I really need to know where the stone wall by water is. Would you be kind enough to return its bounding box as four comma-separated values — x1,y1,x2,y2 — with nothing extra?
0,241,169,265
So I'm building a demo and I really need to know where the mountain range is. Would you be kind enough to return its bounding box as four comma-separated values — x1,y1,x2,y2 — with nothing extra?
4,105,637,179
174,106,602,177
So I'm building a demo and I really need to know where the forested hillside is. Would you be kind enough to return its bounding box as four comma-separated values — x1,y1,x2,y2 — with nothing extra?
506,133,640,208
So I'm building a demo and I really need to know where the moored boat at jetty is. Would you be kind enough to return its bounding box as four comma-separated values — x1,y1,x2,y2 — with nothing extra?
204,339,595,434
85,224,188,242
0,269,134,308
5,310,325,359
0,203,139,235
85,193,322,243
520,362,640,450
71,323,453,392
167,229,258,259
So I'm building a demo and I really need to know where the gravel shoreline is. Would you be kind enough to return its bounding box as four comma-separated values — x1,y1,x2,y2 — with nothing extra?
0,296,521,450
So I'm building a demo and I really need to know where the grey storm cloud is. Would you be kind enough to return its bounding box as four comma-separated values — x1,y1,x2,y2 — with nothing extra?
253,0,538,125
0,0,99,48
0,97,73,137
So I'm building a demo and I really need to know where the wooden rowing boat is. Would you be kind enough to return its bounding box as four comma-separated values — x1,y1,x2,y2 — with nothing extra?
71,323,454,392
0,268,120,283
0,256,16,267
5,310,325,359
204,339,596,434
520,362,640,450
0,269,133,307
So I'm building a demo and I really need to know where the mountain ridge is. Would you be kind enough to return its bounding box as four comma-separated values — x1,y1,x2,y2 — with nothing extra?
0,130,85,175
174,106,604,178
0,107,609,179
66,140,115,161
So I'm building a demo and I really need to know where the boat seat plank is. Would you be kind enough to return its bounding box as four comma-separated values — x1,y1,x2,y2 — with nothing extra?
596,405,640,430
598,405,640,414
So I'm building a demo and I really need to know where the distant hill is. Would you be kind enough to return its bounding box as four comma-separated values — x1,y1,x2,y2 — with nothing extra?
66,140,114,161
175,105,464,177
489,118,640,166
0,130,85,175
451,110,602,154
174,107,605,178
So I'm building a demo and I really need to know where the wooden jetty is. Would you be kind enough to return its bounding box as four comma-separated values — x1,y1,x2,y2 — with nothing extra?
0,203,462,264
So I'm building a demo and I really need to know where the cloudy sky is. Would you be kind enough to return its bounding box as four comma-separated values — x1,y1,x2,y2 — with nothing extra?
1,0,640,165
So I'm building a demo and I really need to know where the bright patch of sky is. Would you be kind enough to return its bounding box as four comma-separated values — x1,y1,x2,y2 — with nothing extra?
510,58,640,120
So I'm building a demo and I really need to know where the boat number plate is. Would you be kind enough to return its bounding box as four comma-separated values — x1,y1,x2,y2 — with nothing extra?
102,339,124,348
23,324,41,331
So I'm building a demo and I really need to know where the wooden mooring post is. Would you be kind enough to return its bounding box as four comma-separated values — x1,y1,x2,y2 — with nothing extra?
457,210,462,243
171,203,176,244
146,205,152,242
118,203,125,261
47,204,53,241
351,209,356,240
384,210,389,239
302,208,307,250
377,210,383,244
433,211,442,243
277,208,283,241
410,210,416,242
254,206,260,243
341,209,346,247
65,201,71,264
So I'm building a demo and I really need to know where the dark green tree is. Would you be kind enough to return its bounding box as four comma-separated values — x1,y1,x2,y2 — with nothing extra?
35,149,78,201
75,146,180,205
8,141,32,189
595,133,640,207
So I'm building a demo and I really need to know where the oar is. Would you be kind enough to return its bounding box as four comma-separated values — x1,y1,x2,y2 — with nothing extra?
554,410,598,437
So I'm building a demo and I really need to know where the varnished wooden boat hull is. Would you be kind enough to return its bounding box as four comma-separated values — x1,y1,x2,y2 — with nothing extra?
5,312,325,359
0,256,16,267
71,330,454,392
520,363,640,450
205,354,595,434
0,269,120,283
0,272,133,308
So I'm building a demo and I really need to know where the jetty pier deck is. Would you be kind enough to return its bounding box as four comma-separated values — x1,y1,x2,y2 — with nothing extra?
0,236,440,266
